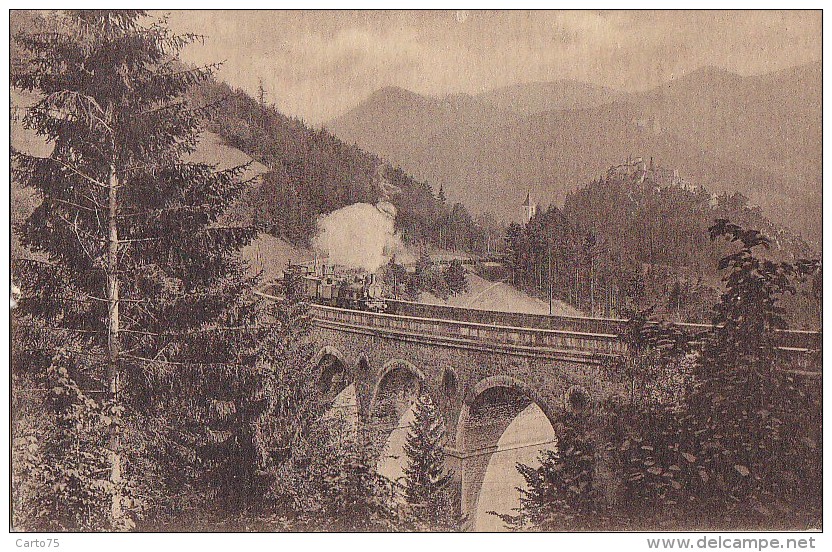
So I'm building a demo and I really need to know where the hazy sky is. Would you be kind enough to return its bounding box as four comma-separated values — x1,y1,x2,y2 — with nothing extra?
164,10,821,125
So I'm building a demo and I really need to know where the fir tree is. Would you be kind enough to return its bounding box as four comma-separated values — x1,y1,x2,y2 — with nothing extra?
381,255,409,299
10,10,317,527
443,259,468,296
273,420,404,531
414,249,433,289
406,248,434,299
402,394,457,529
257,78,266,109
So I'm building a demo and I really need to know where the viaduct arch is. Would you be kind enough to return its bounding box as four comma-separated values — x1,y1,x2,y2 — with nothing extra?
455,376,563,520
282,299,820,528
305,304,626,525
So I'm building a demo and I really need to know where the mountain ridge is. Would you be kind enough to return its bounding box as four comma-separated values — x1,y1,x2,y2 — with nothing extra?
327,62,821,243
476,78,627,115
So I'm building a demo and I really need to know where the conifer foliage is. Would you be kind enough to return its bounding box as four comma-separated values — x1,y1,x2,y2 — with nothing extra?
443,259,469,296
10,10,294,528
495,412,604,531
402,394,456,529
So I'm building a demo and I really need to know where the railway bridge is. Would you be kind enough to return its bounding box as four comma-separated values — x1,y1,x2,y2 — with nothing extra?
260,292,822,525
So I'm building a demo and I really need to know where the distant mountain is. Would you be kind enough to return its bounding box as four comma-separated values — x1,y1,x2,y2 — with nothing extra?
327,63,821,243
328,86,521,192
631,63,820,196
12,76,489,268
476,80,627,115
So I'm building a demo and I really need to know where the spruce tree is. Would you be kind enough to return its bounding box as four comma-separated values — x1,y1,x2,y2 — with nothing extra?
274,420,404,531
11,10,319,527
443,259,468,296
414,248,433,292
402,394,456,529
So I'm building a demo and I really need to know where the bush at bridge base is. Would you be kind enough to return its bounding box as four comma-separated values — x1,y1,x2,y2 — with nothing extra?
499,220,822,531
497,372,820,532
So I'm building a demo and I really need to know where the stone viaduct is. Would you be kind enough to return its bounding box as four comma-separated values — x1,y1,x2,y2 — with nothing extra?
261,292,822,525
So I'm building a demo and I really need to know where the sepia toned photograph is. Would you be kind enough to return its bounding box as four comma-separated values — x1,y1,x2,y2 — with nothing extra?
7,7,823,538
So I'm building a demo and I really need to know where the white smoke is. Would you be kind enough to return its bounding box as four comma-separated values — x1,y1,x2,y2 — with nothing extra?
312,201,405,272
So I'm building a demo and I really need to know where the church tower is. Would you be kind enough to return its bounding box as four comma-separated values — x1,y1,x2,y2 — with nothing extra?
522,191,537,224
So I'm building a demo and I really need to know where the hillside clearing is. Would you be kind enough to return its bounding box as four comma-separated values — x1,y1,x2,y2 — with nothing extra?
420,272,582,316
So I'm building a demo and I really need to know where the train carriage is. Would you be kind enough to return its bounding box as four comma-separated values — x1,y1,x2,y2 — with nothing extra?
281,261,388,312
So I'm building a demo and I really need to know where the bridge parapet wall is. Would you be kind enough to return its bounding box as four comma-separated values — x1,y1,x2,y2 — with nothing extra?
310,303,626,361
385,299,822,353
255,287,819,354
386,299,629,335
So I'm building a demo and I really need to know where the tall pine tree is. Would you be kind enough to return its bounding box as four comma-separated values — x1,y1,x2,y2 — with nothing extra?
443,259,468,296
402,394,457,529
11,10,321,528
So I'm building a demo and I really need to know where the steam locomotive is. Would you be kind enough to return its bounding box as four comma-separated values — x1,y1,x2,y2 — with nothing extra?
275,261,389,312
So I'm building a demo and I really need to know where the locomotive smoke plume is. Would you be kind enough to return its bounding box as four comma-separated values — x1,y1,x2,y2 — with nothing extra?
312,201,403,272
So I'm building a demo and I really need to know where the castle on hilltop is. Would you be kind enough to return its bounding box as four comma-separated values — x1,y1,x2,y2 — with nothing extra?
606,156,690,189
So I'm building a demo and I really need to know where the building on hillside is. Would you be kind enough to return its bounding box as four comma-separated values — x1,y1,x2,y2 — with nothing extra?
522,191,537,224
606,156,684,188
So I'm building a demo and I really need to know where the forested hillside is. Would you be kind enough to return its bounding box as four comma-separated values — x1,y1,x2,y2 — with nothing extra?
506,172,820,328
190,81,487,251
329,64,821,243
